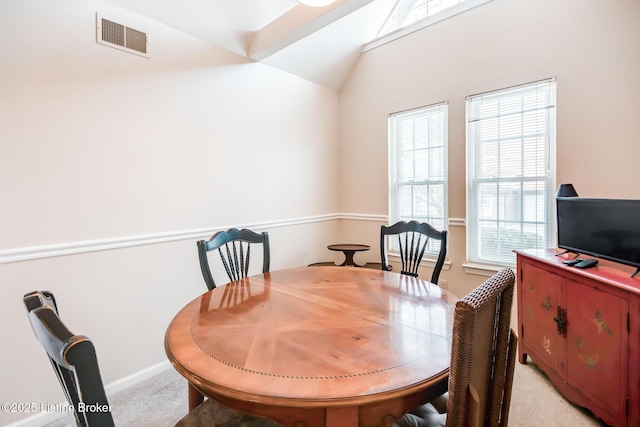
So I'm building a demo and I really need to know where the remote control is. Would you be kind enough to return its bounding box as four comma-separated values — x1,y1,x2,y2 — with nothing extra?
575,259,598,269
563,258,582,266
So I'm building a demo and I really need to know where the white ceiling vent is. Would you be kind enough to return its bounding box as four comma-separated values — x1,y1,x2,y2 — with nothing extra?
96,14,149,58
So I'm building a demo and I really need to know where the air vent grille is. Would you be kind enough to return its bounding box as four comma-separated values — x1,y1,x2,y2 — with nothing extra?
125,27,147,54
97,14,148,58
101,19,125,47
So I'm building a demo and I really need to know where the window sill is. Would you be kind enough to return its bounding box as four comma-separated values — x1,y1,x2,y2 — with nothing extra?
462,263,514,277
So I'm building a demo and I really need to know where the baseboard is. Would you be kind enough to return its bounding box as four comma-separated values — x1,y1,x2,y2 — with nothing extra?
104,360,171,395
5,361,171,427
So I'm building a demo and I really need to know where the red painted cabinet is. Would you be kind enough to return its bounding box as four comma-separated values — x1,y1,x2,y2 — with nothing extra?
516,249,639,427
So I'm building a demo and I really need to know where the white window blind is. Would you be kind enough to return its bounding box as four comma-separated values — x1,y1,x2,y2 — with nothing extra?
466,79,556,266
389,102,448,254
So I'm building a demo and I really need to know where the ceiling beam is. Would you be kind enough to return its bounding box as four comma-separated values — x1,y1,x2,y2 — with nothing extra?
249,0,376,61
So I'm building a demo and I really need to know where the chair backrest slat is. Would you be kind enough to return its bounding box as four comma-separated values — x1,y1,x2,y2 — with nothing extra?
243,243,251,278
198,228,270,290
219,245,234,281
231,241,240,280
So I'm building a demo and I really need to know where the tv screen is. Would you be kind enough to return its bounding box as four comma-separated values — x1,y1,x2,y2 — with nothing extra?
557,197,640,272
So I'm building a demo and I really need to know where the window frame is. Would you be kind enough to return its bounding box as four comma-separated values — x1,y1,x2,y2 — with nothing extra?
466,78,557,268
388,101,449,258
364,0,492,51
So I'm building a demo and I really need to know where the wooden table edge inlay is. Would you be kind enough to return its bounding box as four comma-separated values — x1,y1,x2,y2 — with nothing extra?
165,356,450,408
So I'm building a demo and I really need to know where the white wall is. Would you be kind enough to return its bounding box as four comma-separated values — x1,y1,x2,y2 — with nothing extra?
338,0,640,297
0,0,341,424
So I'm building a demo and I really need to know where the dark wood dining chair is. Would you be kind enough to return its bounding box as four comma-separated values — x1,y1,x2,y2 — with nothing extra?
380,220,447,284
197,228,270,290
23,290,115,427
395,268,517,427
24,291,273,427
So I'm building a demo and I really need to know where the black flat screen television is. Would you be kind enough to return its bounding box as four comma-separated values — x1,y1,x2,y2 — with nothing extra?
557,197,640,277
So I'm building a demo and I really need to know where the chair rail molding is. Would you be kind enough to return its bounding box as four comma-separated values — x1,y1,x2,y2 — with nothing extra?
0,213,386,264
449,218,466,227
339,213,388,222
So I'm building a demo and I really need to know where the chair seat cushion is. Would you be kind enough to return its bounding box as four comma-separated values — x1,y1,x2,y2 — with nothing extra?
394,403,446,427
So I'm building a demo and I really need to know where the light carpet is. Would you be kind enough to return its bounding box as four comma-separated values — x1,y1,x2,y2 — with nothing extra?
42,360,609,427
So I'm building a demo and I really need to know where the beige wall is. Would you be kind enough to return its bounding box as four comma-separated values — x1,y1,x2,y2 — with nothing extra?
0,0,341,249
338,0,640,297
0,0,341,424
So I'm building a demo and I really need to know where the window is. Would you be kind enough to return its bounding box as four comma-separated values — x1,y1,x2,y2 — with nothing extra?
466,79,557,266
389,102,448,254
365,0,491,51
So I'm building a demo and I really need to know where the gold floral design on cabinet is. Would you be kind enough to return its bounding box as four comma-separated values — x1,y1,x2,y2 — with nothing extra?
543,335,551,354
592,309,614,336
577,353,600,370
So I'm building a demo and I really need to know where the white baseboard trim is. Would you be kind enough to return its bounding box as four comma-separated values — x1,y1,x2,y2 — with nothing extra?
5,361,172,427
104,360,171,396
0,213,387,265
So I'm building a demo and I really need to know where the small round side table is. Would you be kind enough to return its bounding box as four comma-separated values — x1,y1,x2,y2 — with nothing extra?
327,244,371,267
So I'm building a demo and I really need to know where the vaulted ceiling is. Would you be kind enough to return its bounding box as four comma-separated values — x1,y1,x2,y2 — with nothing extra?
103,0,398,90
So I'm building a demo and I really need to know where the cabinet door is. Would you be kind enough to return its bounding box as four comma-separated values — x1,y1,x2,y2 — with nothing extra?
565,280,628,424
520,262,564,374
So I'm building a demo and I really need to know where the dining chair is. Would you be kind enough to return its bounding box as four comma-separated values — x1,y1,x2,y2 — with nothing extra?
23,290,115,427
380,220,447,284
197,228,270,290
24,291,276,427
395,267,517,427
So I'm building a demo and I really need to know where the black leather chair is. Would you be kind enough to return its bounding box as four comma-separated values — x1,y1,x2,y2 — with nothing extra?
197,228,270,290
23,291,115,427
380,220,447,284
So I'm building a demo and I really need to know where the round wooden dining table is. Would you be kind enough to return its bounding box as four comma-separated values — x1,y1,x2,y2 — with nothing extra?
165,266,457,427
